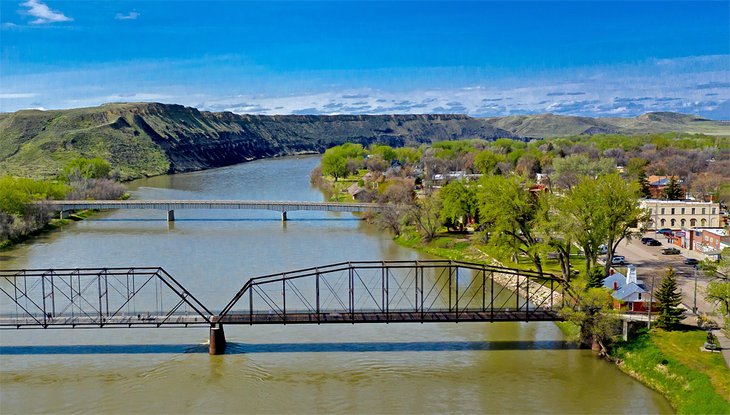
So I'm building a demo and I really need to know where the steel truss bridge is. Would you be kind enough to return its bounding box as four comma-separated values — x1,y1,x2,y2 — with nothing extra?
0,260,569,354
39,200,385,221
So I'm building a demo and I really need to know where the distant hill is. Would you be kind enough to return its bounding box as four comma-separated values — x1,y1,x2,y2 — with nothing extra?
485,112,730,138
0,102,728,179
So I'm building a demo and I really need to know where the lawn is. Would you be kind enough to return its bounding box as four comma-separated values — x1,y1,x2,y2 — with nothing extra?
612,328,730,414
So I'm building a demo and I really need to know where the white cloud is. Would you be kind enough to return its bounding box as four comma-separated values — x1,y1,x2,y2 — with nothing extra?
2,55,728,119
115,11,140,20
0,93,38,99
21,0,72,24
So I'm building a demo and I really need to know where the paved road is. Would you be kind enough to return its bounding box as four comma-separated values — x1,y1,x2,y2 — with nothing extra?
614,233,714,315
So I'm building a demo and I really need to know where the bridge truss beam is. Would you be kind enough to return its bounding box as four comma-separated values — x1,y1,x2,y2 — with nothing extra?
0,267,213,328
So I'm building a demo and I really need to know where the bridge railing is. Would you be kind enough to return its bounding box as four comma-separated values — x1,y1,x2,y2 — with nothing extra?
218,260,566,324
0,267,213,328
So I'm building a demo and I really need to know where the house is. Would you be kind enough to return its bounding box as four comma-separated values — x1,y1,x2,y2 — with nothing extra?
646,175,682,198
346,183,370,202
603,266,655,312
431,171,482,184
640,199,722,230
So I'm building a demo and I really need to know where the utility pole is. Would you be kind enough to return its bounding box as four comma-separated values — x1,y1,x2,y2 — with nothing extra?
693,265,698,314
647,273,655,329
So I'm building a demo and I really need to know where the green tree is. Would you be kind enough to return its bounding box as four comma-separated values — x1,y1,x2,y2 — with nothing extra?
637,168,651,198
409,195,442,242
551,155,615,190
655,266,685,330
474,150,506,175
393,147,421,165
439,180,478,231
595,174,649,277
662,176,683,200
62,157,111,181
478,175,545,276
561,282,619,353
321,149,349,181
537,192,574,282
705,280,730,333
560,176,608,277
370,145,397,162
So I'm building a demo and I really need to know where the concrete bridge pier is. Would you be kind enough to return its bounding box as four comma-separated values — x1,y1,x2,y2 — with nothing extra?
167,210,175,222
281,211,287,222
209,324,226,355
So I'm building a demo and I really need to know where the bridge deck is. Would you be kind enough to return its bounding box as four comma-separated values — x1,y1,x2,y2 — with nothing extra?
40,200,383,213
0,310,561,328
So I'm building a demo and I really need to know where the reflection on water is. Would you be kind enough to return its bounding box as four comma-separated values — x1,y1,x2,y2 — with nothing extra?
0,340,580,355
0,156,672,414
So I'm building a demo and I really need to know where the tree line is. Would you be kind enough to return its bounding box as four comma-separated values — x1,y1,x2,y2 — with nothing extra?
0,157,126,245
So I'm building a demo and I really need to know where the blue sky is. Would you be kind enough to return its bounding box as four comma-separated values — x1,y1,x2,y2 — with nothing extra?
1,1,729,119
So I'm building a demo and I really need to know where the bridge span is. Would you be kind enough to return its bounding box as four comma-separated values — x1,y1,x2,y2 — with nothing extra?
0,260,569,354
40,200,385,221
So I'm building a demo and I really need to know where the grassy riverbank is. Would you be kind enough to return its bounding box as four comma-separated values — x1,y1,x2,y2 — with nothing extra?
0,210,95,250
612,329,730,414
393,228,729,412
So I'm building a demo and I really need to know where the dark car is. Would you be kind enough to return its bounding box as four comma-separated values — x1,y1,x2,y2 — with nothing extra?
641,237,653,244
662,247,680,255
647,239,662,246
684,258,699,265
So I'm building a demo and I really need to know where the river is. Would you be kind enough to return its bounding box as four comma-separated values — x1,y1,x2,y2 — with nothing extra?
0,156,672,414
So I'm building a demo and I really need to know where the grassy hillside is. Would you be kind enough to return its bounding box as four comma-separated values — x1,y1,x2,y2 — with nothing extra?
1,102,728,180
487,112,730,137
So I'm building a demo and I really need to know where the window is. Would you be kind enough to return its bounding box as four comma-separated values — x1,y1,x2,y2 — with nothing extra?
661,208,665,215
681,219,686,227
681,208,685,214
661,219,666,226
692,207,695,215
712,208,716,214
701,219,707,226
671,219,676,227
638,293,642,300
671,208,675,215
691,219,697,227
702,208,706,214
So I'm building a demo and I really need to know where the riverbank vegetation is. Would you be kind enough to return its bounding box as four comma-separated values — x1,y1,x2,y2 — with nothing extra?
613,329,730,414
311,135,728,352
0,157,126,247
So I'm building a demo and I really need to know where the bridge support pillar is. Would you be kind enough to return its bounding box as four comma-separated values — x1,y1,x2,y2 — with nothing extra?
59,210,70,220
281,211,287,222
209,324,226,355
167,210,175,222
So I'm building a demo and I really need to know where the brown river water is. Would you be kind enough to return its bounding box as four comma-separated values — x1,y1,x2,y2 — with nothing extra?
0,156,672,414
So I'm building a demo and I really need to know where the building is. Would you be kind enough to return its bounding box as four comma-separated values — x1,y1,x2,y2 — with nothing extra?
646,175,682,199
640,199,722,230
694,228,730,259
603,266,655,312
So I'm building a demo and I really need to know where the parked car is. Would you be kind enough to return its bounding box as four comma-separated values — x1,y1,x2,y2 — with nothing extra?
597,244,608,255
662,247,680,255
611,255,626,265
647,239,662,246
656,228,673,235
641,237,653,244
683,258,699,265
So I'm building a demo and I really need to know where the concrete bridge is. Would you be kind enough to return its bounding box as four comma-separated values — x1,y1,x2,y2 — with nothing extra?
40,200,385,221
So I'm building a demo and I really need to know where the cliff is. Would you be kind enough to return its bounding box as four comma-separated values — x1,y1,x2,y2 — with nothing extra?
1,102,727,179
0,103,515,179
